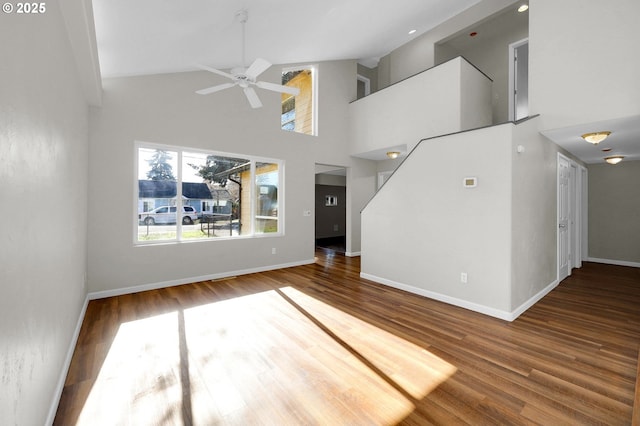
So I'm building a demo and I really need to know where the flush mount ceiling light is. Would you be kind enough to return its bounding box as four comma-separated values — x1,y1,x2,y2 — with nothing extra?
386,151,400,159
408,29,417,35
518,4,529,12
604,155,624,165
581,131,611,144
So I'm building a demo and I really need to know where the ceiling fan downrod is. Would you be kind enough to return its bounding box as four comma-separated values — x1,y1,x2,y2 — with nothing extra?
235,9,249,68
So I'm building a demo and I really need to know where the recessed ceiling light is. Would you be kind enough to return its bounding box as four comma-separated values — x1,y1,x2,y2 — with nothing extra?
408,29,417,35
518,4,529,12
601,147,612,152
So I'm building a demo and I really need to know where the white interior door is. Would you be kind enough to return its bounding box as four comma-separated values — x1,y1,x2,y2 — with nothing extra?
509,38,529,121
558,155,570,281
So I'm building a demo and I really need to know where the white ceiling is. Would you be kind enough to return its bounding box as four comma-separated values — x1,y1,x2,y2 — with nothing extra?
91,0,480,78
90,0,640,166
541,115,640,164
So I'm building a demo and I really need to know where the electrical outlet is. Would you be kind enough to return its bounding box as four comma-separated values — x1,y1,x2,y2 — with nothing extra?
271,248,276,255
460,272,468,283
333,224,339,231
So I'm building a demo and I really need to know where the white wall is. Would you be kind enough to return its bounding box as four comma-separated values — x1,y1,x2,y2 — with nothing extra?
316,173,346,186
349,57,492,157
361,115,581,319
529,0,640,130
378,0,517,88
588,160,640,264
437,9,528,124
346,158,377,256
88,60,356,293
361,124,514,316
0,4,89,425
510,118,560,310
460,60,493,128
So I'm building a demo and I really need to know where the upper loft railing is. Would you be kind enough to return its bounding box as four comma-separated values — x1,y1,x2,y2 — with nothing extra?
348,56,494,159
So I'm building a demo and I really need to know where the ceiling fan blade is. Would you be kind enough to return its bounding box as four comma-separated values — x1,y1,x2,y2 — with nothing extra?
196,64,235,80
245,58,271,80
243,87,263,108
255,81,300,96
195,82,236,95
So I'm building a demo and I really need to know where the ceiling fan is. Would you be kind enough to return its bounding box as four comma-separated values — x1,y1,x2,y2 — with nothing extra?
195,9,300,108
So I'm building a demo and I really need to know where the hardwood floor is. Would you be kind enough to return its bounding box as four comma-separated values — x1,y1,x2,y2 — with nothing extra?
55,249,640,425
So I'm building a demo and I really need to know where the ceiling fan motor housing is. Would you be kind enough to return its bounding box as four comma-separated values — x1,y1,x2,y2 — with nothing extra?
235,9,248,24
194,9,300,108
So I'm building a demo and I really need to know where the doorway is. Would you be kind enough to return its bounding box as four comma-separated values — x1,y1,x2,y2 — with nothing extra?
315,164,347,253
509,38,529,121
356,74,371,100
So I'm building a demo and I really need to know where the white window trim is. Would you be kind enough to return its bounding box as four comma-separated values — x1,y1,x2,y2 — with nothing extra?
134,141,285,245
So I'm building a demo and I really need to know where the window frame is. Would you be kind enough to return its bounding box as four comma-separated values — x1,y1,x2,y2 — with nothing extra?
281,64,318,137
134,141,285,245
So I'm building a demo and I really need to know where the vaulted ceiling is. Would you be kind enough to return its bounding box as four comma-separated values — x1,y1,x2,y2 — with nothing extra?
91,0,480,78
90,0,639,164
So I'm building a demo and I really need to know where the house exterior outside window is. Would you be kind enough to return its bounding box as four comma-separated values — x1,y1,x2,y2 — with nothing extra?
281,67,316,136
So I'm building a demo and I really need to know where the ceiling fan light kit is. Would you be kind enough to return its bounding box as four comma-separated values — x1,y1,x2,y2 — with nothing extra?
195,9,300,108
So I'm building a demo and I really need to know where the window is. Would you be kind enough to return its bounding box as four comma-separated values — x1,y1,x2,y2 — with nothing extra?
281,67,316,136
325,195,338,206
136,143,283,244
255,162,279,233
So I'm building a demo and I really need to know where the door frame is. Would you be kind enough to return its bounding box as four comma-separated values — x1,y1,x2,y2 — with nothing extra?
314,163,348,252
508,38,529,121
356,74,371,98
557,154,571,281
557,153,588,281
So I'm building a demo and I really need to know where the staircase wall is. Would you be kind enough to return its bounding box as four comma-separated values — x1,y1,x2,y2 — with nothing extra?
361,117,568,320
361,123,514,318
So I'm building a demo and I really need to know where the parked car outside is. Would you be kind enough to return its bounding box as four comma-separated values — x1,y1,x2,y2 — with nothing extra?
139,206,198,225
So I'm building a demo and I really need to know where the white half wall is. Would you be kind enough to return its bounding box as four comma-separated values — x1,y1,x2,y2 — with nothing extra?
349,57,492,157
361,124,513,314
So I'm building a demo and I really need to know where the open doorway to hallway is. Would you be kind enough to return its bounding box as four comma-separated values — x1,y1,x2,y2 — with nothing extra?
315,164,347,253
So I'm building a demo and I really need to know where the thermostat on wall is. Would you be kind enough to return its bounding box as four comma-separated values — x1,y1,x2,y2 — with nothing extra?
463,177,477,188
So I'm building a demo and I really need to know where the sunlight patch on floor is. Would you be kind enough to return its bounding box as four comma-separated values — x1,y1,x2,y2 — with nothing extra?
74,287,457,424
76,311,184,425
278,286,458,400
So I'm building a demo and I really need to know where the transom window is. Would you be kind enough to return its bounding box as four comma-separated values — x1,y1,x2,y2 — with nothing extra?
135,143,283,244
